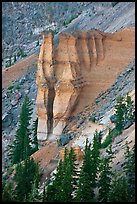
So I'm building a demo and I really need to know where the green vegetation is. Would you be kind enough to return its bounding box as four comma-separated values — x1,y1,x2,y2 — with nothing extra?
114,94,134,132
75,138,95,202
101,94,134,148
2,95,40,202
101,128,120,148
17,48,27,58
98,145,113,202
89,115,96,123
7,85,14,90
7,84,21,92
15,84,20,90
44,147,77,202
63,14,78,27
108,172,128,202
2,92,135,202
5,56,12,67
14,54,17,63
9,95,33,165
5,48,27,68
31,118,39,154
124,143,135,201
14,157,40,202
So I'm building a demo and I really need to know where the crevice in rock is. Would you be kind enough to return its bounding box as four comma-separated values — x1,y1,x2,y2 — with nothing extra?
47,87,56,137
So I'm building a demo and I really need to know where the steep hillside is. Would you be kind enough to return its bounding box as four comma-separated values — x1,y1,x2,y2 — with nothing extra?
2,2,113,67
36,27,134,143
30,58,135,185
2,2,135,68
2,2,135,176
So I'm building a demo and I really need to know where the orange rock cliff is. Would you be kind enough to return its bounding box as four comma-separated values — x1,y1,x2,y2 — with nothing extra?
36,28,135,144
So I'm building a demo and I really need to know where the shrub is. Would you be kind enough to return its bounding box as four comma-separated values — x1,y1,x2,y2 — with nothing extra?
89,116,96,123
63,15,78,27
7,85,14,90
101,128,120,148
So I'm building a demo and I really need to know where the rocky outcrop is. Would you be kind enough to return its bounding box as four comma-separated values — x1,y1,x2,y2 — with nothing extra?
36,28,135,143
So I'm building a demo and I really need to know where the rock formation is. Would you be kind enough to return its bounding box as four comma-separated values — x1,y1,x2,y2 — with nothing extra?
36,28,135,144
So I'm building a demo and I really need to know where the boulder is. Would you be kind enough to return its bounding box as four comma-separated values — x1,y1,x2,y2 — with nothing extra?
59,134,72,146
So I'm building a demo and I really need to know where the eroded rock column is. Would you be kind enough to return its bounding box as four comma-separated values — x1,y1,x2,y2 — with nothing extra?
36,33,56,143
53,33,82,138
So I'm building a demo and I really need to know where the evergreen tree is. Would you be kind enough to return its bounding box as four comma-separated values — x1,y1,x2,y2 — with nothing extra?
2,181,15,202
61,147,77,202
14,54,17,63
75,170,93,202
123,143,135,201
9,95,33,164
31,118,39,154
14,157,40,202
91,131,101,188
93,129,102,148
9,56,11,66
114,96,126,132
107,172,128,202
75,138,95,202
27,178,39,202
98,145,113,202
45,148,77,202
114,94,135,132
124,94,135,122
45,159,64,202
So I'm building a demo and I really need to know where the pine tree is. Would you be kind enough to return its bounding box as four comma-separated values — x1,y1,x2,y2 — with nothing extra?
2,181,15,202
107,172,128,202
14,54,17,63
31,118,39,154
114,96,126,132
61,147,77,202
75,170,93,202
9,95,33,164
93,129,102,148
45,148,78,202
123,143,135,201
125,94,135,122
91,130,101,188
27,178,39,202
75,138,95,202
14,157,40,202
45,159,64,202
98,145,113,202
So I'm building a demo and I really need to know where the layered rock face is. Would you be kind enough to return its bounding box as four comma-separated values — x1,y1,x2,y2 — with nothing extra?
36,28,135,143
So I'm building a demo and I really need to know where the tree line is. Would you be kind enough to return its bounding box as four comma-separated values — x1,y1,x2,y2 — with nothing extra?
43,132,135,202
2,94,135,202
